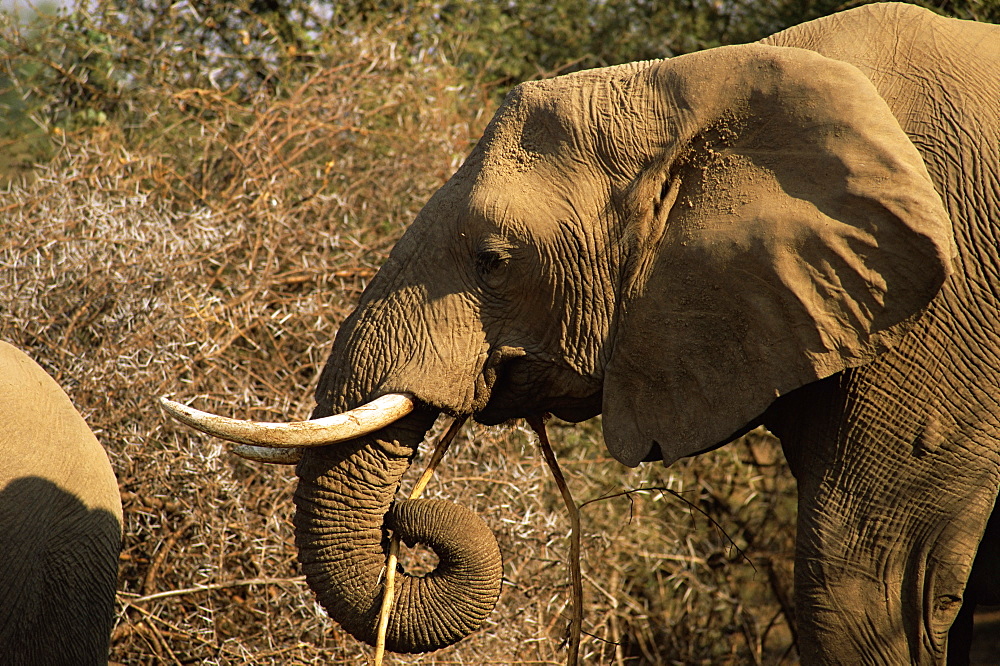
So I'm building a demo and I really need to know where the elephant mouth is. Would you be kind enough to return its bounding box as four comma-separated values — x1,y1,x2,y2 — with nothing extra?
473,347,603,426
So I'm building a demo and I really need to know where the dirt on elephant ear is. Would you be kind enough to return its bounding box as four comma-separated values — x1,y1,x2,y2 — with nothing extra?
692,151,760,218
671,141,784,230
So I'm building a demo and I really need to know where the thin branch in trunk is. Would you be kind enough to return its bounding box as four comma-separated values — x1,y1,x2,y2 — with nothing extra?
372,416,468,665
529,415,582,666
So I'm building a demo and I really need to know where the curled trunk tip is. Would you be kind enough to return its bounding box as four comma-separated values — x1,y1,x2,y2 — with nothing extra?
294,434,502,654
384,498,503,652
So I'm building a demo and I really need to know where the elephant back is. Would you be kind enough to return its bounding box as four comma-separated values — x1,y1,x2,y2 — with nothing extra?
0,340,122,664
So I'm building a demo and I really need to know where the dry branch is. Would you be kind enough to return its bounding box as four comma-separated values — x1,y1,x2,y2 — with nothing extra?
373,416,467,665
529,416,582,666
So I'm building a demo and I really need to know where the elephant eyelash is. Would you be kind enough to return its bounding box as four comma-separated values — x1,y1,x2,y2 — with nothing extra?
475,248,510,274
475,237,514,276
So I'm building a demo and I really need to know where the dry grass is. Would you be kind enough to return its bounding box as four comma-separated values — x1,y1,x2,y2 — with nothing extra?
1,14,799,665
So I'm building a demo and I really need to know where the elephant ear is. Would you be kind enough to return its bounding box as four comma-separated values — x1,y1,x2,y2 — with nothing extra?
602,44,954,467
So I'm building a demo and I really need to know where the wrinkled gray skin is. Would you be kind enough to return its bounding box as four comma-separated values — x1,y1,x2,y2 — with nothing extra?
294,3,998,661
0,341,123,665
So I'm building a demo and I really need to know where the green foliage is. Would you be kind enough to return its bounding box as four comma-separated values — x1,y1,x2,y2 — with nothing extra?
327,0,775,87
327,0,1000,87
2,0,997,180
931,0,1000,20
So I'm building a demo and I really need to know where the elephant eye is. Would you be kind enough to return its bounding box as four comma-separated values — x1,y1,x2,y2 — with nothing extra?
475,237,513,280
476,248,509,275
476,235,511,277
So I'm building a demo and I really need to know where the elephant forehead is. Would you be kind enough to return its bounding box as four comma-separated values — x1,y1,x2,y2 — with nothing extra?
476,102,579,175
465,168,602,238
469,117,605,226
475,68,633,177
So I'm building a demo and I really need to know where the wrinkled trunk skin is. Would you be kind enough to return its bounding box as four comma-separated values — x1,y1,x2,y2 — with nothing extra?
293,414,502,653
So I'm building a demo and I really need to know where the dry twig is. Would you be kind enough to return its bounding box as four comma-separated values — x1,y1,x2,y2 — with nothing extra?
528,416,582,666
373,416,468,665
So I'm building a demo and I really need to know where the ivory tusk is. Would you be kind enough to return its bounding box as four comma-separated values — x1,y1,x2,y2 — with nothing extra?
231,444,303,465
158,393,416,447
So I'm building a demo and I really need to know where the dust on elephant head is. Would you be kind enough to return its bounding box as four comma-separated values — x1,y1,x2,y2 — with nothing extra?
164,2,1000,661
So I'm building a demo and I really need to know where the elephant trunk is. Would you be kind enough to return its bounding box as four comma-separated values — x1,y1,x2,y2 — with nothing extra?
292,415,503,653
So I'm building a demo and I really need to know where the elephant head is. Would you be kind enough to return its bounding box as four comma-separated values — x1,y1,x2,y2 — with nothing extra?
163,42,952,653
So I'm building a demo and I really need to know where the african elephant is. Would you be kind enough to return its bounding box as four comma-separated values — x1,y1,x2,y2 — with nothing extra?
0,342,123,665
162,3,1000,663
